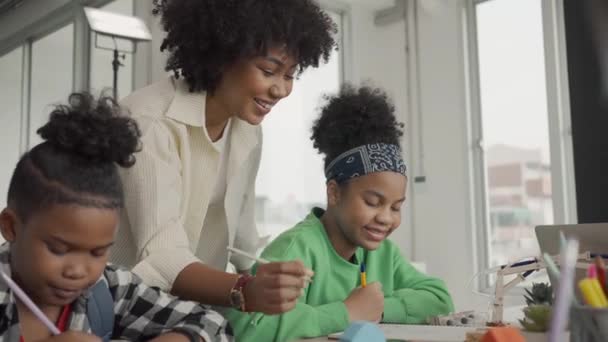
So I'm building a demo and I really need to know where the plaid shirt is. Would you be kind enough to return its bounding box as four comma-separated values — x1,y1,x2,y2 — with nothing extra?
0,243,233,341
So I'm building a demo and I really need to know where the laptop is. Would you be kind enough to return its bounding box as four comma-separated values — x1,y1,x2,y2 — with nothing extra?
535,223,608,289
536,223,608,256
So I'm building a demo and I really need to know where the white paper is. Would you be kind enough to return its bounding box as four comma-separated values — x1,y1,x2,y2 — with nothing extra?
328,324,476,341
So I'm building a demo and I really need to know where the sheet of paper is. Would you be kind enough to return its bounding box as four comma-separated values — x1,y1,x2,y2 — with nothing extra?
328,324,476,341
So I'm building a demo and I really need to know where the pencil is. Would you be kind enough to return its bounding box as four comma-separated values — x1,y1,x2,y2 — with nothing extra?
360,262,367,287
0,270,61,335
227,246,270,264
226,246,314,280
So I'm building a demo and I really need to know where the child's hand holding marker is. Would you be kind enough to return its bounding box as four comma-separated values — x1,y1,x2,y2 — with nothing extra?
344,263,384,322
227,246,314,314
0,271,99,342
344,282,384,322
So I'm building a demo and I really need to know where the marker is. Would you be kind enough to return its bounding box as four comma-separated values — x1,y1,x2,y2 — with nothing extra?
0,270,61,335
227,246,270,264
595,255,607,296
578,278,608,308
226,246,314,280
360,263,367,288
588,264,598,279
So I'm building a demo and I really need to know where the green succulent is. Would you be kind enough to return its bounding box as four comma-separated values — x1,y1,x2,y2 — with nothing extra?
519,304,552,332
524,282,553,306
519,282,553,332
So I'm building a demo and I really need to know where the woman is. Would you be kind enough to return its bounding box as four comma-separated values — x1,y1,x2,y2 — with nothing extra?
110,0,337,315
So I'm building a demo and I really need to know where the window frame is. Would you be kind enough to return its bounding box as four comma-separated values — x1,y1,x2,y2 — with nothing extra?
0,0,136,151
465,0,577,292
315,0,352,85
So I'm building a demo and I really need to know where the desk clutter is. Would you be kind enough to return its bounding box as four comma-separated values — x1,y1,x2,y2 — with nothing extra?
308,229,608,342
464,330,486,342
331,322,531,342
427,311,486,327
336,322,384,342
464,327,524,342
330,323,477,341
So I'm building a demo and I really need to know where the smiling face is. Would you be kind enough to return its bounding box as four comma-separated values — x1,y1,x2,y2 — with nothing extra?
209,45,298,126
0,204,116,307
323,171,407,259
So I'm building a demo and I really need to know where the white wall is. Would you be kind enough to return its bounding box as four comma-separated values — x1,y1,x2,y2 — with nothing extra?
408,0,484,311
400,0,573,316
343,1,484,311
133,1,168,89
344,1,414,262
345,0,490,312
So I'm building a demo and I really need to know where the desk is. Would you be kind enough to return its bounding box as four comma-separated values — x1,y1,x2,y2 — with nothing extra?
296,324,478,342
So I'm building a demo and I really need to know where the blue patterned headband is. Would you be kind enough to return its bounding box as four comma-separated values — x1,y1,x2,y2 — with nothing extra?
324,143,407,183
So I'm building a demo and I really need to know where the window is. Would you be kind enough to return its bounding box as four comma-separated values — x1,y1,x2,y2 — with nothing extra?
29,24,74,147
255,10,342,242
90,0,135,98
0,0,136,244
0,46,24,210
472,0,555,282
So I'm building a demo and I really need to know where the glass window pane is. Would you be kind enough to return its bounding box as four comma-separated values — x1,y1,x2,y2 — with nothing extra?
90,0,135,99
476,0,553,275
255,11,342,242
0,47,24,210
30,24,74,147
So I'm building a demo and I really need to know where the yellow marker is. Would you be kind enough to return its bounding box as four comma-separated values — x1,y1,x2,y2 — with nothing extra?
591,278,608,307
579,278,608,308
360,263,367,288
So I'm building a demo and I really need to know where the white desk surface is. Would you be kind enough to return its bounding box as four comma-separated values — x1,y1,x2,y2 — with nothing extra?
295,324,478,342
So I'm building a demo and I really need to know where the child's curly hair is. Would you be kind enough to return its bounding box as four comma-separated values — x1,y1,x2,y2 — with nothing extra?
153,0,338,93
7,93,141,221
311,85,405,169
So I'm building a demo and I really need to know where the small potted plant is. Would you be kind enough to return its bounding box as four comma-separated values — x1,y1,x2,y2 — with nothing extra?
519,282,553,341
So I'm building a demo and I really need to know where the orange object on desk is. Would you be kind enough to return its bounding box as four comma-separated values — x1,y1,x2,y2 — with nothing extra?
480,327,525,342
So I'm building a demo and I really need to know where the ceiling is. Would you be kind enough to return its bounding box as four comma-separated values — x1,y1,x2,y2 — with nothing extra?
0,0,24,17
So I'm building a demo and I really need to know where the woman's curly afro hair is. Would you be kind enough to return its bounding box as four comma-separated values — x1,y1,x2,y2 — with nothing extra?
153,0,338,93
311,85,405,169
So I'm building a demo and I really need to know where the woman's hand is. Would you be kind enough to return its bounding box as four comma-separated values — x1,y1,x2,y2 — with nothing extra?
243,260,313,314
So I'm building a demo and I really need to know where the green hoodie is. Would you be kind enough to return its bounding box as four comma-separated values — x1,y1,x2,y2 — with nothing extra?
227,208,454,341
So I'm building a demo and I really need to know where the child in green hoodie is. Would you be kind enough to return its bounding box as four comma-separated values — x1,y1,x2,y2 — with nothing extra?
227,85,454,341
